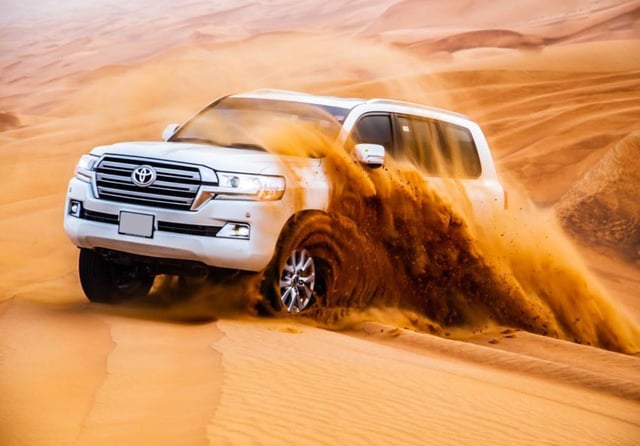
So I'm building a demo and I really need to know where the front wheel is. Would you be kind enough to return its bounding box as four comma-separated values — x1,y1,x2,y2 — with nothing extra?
78,248,154,304
261,214,335,314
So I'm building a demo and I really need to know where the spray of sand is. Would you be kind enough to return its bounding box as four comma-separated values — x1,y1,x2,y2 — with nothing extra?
256,120,640,353
473,196,640,352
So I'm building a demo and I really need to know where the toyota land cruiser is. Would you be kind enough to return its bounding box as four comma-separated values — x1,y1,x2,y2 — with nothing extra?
64,89,505,312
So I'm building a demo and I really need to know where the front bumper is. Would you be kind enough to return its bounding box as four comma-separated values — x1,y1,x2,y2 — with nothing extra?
63,178,287,272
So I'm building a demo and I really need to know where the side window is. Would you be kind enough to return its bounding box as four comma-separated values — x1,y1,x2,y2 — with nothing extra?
352,114,394,154
396,115,442,174
439,122,482,178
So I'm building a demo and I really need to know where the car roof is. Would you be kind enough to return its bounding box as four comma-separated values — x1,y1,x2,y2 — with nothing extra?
231,89,366,109
230,89,470,121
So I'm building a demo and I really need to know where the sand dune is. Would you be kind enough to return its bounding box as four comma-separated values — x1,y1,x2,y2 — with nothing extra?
1,0,640,445
557,133,640,261
2,299,639,446
356,321,640,401
0,112,20,131
407,29,545,53
367,0,640,45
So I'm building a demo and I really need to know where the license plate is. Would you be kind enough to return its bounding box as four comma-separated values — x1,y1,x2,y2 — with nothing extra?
119,211,154,238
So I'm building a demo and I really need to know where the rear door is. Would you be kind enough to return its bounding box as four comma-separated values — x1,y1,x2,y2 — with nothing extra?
394,114,502,217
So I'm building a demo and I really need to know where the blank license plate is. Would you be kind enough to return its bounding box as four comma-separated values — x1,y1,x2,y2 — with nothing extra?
119,211,154,238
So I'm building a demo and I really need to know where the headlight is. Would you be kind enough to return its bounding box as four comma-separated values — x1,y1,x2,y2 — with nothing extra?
215,172,285,201
74,154,99,182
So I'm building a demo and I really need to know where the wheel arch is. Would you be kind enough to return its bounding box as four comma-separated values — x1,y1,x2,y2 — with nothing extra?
272,209,331,253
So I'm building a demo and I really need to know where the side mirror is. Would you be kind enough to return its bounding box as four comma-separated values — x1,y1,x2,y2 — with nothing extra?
162,123,180,141
354,143,385,168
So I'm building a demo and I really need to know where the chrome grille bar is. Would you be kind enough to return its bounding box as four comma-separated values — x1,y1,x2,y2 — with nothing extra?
95,156,203,210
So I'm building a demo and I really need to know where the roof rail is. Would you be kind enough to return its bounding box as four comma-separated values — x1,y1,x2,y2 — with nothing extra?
367,98,469,120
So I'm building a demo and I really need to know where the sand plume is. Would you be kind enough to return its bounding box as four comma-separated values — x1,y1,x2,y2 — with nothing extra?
258,123,640,353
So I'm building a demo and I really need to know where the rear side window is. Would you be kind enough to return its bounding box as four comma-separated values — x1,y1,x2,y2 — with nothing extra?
396,114,481,178
396,115,441,174
439,122,482,178
352,114,394,154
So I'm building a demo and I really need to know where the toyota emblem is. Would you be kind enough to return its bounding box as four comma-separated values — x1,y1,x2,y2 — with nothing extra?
131,165,157,187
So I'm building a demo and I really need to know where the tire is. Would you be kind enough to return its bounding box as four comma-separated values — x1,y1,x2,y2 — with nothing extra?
78,248,154,304
261,213,334,313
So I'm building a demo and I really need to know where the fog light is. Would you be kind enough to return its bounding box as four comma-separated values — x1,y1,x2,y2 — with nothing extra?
69,200,82,217
217,223,250,239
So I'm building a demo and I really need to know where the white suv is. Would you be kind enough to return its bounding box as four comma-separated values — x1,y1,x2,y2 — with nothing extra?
64,89,504,312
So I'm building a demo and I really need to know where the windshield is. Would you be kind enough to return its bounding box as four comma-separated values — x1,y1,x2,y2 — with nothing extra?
170,97,349,154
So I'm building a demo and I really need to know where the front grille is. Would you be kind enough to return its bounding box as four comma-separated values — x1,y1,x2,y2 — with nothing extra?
95,156,203,210
80,208,222,238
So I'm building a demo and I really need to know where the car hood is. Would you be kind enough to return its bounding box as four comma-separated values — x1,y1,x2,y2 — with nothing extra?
89,141,319,175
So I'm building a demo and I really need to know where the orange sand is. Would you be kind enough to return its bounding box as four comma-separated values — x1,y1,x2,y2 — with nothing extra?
1,1,639,445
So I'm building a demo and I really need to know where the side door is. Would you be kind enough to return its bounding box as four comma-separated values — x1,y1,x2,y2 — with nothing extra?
393,113,502,217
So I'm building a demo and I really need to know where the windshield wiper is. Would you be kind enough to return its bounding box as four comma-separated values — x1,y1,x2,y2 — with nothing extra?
226,142,267,151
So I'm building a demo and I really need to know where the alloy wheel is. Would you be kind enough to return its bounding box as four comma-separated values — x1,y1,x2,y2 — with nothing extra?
279,248,316,312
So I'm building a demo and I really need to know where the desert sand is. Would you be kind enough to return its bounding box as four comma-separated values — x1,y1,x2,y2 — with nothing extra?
1,1,639,445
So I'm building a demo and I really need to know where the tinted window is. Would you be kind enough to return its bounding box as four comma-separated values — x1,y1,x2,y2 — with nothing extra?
396,115,482,178
439,122,482,178
352,114,393,153
396,115,442,174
